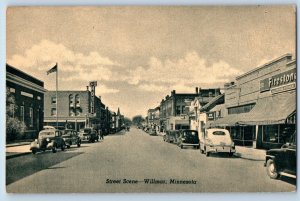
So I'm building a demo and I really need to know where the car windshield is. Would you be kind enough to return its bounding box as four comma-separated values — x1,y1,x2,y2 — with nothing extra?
212,131,226,136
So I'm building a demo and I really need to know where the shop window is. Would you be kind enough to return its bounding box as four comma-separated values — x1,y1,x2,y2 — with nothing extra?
262,125,280,143
182,106,185,114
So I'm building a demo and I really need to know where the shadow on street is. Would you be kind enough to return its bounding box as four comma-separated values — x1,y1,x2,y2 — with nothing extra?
6,151,83,185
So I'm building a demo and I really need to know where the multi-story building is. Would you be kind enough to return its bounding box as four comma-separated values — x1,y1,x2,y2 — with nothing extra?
209,54,296,149
160,88,219,131
6,64,46,140
44,87,109,132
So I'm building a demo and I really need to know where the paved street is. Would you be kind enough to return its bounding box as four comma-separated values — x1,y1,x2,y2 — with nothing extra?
6,128,295,193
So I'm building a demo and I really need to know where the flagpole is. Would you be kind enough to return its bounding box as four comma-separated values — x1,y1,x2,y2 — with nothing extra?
56,62,58,129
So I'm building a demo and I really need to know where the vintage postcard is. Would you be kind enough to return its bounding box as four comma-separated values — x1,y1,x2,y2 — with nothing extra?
5,6,296,193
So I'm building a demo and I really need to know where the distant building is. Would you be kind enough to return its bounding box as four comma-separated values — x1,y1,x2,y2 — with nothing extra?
6,64,46,139
159,88,220,131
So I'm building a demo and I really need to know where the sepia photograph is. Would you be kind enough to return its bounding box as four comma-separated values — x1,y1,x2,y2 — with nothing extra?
5,6,296,193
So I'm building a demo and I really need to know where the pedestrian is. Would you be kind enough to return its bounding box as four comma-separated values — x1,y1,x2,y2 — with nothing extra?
100,130,104,140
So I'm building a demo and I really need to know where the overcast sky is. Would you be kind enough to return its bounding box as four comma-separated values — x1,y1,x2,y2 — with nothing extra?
6,6,295,118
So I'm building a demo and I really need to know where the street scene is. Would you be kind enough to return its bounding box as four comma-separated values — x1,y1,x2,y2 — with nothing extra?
6,128,296,193
5,6,296,193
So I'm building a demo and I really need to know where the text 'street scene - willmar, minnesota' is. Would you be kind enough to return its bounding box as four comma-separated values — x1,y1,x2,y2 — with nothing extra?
5,6,296,193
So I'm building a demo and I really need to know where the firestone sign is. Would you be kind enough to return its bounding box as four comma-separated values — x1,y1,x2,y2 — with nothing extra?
260,68,296,92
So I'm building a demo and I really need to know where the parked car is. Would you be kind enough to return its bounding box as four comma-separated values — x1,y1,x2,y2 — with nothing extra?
177,129,199,149
148,128,157,136
79,128,98,143
200,128,235,157
62,129,81,148
165,130,179,143
264,131,296,179
30,129,65,154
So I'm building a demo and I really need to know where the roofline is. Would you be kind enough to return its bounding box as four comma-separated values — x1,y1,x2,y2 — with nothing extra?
6,63,44,84
236,53,293,80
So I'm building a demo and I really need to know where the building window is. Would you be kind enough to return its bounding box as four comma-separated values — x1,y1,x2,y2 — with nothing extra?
176,106,181,115
9,88,15,93
20,106,24,122
69,108,75,116
51,97,57,104
51,108,57,116
36,109,39,130
182,106,185,114
75,94,80,107
75,108,82,116
262,124,296,144
69,94,74,105
29,107,33,127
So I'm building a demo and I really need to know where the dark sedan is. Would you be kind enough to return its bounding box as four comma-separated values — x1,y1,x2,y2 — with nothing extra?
177,129,199,149
264,131,296,179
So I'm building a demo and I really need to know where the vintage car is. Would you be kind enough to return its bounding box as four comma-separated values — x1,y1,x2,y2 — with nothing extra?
165,130,180,143
30,129,65,154
200,128,235,157
264,131,296,179
79,128,98,143
62,129,81,148
148,128,157,136
177,129,199,149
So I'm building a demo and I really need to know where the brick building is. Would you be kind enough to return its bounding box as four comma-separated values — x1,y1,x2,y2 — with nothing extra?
159,88,220,131
44,89,110,132
6,64,46,139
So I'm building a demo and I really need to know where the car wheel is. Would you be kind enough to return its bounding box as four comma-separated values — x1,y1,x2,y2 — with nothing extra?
32,149,37,154
67,145,70,149
205,147,209,157
180,144,183,149
52,146,57,153
61,144,65,151
229,152,233,157
200,148,204,154
266,159,280,179
77,142,81,147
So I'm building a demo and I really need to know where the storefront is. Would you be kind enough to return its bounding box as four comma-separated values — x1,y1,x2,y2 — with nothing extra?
207,54,296,149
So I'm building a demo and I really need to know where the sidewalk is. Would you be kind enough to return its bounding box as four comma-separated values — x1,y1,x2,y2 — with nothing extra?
234,146,266,161
6,144,31,159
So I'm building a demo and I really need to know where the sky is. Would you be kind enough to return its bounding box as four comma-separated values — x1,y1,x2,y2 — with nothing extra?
6,6,296,119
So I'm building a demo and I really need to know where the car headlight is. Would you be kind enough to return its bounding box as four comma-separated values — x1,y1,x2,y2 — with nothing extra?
46,138,50,142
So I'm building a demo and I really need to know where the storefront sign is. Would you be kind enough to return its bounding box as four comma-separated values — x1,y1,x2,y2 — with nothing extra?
89,81,97,114
260,68,296,92
207,112,215,121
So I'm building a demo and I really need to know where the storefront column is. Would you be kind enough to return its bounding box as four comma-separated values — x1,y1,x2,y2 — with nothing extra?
253,125,259,148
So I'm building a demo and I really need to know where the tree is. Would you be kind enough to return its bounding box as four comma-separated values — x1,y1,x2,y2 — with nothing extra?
6,88,26,142
132,115,145,125
123,117,132,126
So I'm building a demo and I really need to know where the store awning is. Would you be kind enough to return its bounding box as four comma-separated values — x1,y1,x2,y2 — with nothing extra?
238,92,296,125
208,92,296,127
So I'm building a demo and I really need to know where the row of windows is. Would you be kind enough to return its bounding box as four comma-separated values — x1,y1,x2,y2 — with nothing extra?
9,104,35,127
227,103,255,115
50,108,82,117
51,95,81,106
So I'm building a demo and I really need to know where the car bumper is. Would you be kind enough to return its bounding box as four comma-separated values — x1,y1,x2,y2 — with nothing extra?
206,146,235,153
181,143,199,146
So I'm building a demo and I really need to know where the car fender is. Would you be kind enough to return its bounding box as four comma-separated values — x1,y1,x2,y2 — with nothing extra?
47,141,55,149
30,141,39,150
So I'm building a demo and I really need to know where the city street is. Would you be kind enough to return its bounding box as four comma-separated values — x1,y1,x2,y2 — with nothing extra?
6,128,295,193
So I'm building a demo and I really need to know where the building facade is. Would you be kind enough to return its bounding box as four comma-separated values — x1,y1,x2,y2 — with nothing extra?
159,88,220,131
6,64,46,139
209,54,296,149
44,89,110,132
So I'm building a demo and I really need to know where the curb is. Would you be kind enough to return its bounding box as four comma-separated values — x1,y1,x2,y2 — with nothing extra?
6,142,31,148
6,152,31,160
233,153,265,161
